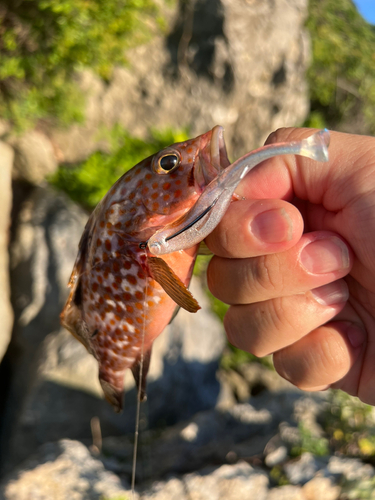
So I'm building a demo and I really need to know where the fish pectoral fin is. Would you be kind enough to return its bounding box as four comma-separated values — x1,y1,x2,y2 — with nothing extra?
198,240,213,256
131,347,152,402
148,256,201,313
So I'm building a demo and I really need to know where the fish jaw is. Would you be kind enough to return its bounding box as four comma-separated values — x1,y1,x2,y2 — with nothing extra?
194,125,231,189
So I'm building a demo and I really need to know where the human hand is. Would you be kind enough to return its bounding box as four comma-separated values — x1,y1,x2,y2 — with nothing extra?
206,128,375,405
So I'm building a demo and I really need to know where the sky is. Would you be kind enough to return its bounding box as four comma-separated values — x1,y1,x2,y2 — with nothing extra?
353,0,375,24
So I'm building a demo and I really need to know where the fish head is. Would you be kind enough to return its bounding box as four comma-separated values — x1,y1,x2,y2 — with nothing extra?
140,125,230,219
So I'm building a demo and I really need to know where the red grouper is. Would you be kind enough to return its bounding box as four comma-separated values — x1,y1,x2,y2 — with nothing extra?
61,126,330,412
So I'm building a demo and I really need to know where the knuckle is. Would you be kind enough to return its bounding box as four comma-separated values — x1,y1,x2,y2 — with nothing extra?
250,298,292,357
265,127,295,145
218,222,231,256
248,256,283,300
318,333,349,377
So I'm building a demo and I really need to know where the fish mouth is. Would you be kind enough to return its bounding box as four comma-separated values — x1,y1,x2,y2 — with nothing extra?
196,125,230,188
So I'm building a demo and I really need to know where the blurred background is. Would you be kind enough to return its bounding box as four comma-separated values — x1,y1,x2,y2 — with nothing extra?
1,0,375,498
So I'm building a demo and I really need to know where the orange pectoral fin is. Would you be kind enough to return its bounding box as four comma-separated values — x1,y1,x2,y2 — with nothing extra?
148,256,200,313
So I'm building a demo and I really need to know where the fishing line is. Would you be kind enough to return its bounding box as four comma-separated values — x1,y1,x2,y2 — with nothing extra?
131,266,148,498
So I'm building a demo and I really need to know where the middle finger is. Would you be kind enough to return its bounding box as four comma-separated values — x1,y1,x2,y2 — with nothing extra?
207,231,352,304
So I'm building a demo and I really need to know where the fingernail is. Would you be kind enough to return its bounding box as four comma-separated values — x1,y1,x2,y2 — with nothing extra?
311,281,349,306
251,208,293,243
300,237,350,274
345,324,366,348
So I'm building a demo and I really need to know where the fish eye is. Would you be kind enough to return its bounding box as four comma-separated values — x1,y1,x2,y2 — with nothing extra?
159,154,179,171
153,149,182,175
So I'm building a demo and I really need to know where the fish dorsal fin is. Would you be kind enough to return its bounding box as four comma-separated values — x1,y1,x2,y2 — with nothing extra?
198,240,213,256
148,256,201,313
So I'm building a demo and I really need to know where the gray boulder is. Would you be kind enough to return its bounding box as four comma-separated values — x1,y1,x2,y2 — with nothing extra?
0,439,132,500
9,131,58,185
0,185,225,474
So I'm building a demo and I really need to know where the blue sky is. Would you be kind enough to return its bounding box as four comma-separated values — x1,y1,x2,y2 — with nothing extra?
353,0,375,24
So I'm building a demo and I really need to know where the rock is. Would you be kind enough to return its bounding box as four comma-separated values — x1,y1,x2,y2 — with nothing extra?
284,453,327,486
102,404,275,481
238,362,297,396
0,439,132,500
265,446,288,467
279,422,302,447
101,392,314,483
327,456,375,481
0,120,10,138
219,368,250,402
0,186,95,474
142,462,269,500
9,131,57,185
0,142,14,362
266,485,306,500
142,477,187,500
51,0,310,163
185,463,269,500
293,396,327,438
302,476,340,500
0,185,225,474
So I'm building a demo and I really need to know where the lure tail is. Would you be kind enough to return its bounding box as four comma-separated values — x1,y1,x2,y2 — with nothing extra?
297,129,330,162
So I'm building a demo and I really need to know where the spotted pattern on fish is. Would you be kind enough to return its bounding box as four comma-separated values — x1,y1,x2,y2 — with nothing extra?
61,129,221,412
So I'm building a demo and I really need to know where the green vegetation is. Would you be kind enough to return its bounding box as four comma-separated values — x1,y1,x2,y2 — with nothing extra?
341,476,375,499
50,126,189,210
0,0,158,129
324,390,375,459
291,423,330,457
220,345,274,371
306,0,375,134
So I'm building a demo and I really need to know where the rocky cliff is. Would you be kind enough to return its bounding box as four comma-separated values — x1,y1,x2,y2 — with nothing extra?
0,0,313,497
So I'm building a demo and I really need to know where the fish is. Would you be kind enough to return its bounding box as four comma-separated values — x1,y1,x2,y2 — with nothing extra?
61,126,330,413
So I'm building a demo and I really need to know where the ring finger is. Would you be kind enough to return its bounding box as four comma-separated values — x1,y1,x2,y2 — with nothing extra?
224,279,349,358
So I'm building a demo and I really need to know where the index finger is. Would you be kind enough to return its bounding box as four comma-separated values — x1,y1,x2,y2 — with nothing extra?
205,197,303,258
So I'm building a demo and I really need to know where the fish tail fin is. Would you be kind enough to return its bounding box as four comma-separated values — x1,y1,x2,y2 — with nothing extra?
99,374,124,413
298,129,330,162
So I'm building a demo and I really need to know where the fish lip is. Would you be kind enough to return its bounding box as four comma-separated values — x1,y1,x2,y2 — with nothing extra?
196,125,230,189
210,125,230,173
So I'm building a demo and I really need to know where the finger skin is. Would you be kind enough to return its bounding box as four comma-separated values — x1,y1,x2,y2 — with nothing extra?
205,198,303,258
207,127,375,405
224,280,349,358
242,128,375,290
273,321,366,393
207,231,352,305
